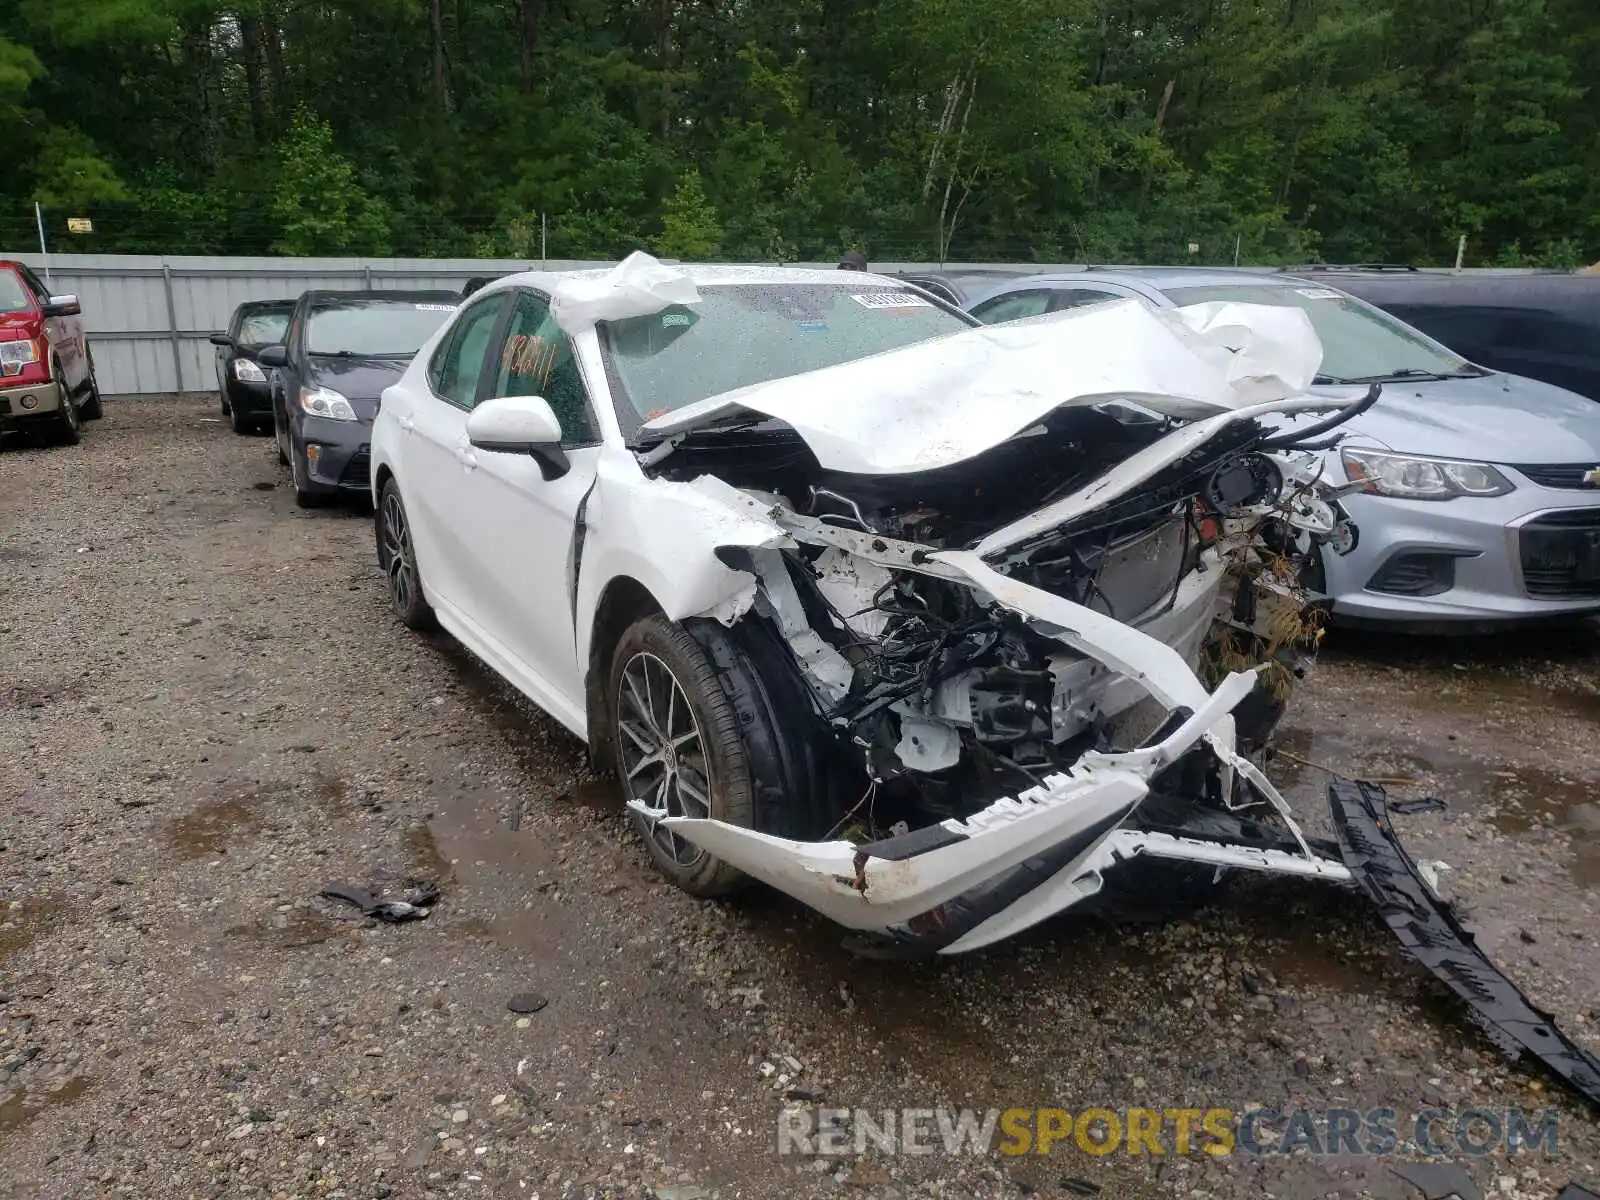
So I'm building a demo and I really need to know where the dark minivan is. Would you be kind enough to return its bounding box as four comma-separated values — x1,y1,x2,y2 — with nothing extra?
211,299,294,434
260,290,459,507
1286,267,1600,401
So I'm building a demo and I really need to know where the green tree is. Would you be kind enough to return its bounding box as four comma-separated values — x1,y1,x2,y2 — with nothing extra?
270,107,391,256
657,170,723,260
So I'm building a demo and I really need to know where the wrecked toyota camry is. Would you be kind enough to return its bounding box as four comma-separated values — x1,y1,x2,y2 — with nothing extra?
372,253,1376,955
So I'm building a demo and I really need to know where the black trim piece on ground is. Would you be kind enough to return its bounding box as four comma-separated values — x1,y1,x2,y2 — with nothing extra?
1329,777,1600,1112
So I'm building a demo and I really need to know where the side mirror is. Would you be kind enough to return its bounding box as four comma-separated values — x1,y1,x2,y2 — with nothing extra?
256,343,289,368
467,394,569,480
42,294,81,318
208,332,234,348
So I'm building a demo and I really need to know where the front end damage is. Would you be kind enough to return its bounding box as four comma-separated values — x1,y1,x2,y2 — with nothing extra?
604,290,1600,1107
626,322,1373,955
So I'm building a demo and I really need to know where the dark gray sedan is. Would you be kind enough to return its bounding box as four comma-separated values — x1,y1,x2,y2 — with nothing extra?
260,290,459,508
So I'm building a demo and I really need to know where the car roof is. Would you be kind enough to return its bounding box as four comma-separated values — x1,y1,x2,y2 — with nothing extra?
1015,266,1291,290
299,289,462,305
482,263,922,295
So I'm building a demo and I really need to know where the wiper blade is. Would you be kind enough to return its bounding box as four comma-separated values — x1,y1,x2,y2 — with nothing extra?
1336,368,1460,383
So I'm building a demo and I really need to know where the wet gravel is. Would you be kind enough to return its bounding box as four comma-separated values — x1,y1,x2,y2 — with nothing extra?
2,396,1598,1200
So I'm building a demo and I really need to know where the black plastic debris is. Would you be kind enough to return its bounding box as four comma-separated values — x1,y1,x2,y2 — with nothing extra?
1059,1179,1101,1196
1389,796,1448,815
507,991,549,1014
1329,778,1600,1112
1556,1183,1600,1200
320,881,439,922
1391,1160,1481,1200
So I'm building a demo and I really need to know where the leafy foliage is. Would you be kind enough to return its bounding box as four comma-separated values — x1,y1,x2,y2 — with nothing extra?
0,0,1595,265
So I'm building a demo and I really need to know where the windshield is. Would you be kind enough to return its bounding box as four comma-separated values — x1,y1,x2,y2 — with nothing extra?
0,272,32,314
237,310,290,347
598,283,973,425
306,299,457,357
1163,283,1471,382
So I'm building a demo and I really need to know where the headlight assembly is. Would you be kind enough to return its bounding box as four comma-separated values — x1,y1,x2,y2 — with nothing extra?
299,385,358,421
1341,447,1513,500
234,357,267,383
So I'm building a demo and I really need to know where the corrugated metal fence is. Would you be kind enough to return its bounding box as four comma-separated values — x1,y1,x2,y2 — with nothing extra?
1,254,615,395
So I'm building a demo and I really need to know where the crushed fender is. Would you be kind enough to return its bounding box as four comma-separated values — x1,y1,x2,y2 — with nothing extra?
1329,778,1600,1113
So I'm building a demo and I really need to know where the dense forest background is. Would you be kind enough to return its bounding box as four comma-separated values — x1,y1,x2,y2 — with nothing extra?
1,0,1596,265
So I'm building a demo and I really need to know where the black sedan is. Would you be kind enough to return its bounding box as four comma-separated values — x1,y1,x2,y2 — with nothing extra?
209,299,293,434
259,290,459,508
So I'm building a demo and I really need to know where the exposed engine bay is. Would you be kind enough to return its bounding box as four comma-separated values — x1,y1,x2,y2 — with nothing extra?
647,400,1350,833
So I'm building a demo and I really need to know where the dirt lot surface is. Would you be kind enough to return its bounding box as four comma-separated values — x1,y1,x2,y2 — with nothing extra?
2,396,1597,1200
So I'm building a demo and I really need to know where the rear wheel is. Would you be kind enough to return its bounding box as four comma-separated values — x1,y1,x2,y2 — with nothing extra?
50,362,81,446
375,479,436,630
79,351,103,420
608,615,754,897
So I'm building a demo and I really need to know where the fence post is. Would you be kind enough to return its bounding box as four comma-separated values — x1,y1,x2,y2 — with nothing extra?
160,261,184,392
362,264,373,289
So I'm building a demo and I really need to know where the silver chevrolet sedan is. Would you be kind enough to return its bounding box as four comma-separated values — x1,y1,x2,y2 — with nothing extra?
967,268,1600,629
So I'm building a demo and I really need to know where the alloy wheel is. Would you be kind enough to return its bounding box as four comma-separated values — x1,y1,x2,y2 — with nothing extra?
615,651,712,866
380,490,418,614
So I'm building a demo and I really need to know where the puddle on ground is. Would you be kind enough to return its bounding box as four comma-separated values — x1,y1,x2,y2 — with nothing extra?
314,771,350,815
0,1076,91,1134
403,822,455,887
1270,724,1599,891
163,797,261,859
225,910,350,951
0,899,64,961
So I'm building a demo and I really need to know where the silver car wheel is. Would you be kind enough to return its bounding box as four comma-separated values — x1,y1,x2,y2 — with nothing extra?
380,490,417,614
616,651,711,867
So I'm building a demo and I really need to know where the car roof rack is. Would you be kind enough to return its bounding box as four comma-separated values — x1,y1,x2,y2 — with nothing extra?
1279,263,1419,273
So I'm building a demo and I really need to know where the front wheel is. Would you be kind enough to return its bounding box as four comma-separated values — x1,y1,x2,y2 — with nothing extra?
375,479,436,630
608,615,755,897
229,396,253,435
50,365,82,446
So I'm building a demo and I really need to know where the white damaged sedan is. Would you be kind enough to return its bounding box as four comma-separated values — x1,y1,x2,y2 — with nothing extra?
369,252,1376,957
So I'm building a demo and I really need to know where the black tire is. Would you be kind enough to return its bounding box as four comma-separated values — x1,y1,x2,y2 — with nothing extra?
608,615,756,896
50,362,81,446
80,352,103,420
274,406,290,464
375,479,436,631
230,398,253,435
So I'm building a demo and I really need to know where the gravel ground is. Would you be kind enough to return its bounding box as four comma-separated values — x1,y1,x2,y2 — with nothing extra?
1,395,1597,1200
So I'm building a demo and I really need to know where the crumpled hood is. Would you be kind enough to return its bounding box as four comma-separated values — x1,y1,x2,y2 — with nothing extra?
639,299,1341,475
1332,371,1600,465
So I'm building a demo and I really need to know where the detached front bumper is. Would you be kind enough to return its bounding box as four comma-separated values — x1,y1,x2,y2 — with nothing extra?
0,377,64,428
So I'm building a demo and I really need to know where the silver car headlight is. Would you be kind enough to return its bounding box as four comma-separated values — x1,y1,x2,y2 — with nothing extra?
234,357,267,383
1341,447,1514,500
299,385,358,421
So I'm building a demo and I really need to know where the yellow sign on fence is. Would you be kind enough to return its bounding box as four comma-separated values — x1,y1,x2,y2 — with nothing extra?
66,217,93,234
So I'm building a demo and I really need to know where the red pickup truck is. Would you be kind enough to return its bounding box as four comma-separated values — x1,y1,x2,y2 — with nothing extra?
0,259,104,446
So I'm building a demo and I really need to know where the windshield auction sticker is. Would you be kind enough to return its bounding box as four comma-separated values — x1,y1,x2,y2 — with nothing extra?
851,292,934,309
